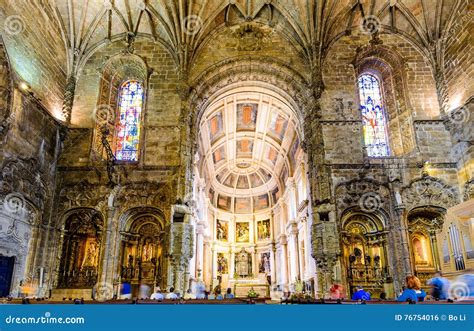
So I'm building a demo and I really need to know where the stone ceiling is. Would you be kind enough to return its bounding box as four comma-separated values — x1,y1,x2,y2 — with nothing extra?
0,0,465,121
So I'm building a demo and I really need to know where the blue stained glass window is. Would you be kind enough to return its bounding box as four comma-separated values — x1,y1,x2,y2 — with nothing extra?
358,74,390,157
114,80,144,162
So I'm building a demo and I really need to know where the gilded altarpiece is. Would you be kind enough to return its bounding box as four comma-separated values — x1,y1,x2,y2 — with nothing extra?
407,212,443,285
341,214,391,297
57,210,103,289
120,216,164,288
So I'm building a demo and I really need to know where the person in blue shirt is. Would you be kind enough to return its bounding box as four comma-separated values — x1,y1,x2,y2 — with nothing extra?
351,286,371,301
215,289,223,300
120,282,132,299
398,276,426,302
428,272,449,300
224,288,234,299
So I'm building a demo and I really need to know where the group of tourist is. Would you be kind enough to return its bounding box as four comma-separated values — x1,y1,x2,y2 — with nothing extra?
122,285,236,301
328,272,470,302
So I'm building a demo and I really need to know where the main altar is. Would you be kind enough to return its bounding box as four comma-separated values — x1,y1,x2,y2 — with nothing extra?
213,247,270,298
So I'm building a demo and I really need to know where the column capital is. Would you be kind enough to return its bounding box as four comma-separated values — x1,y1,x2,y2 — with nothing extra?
278,234,288,245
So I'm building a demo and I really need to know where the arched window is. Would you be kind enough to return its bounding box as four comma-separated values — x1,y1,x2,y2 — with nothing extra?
114,80,144,161
358,74,390,157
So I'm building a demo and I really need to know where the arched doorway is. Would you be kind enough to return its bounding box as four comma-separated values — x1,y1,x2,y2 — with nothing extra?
192,83,312,297
0,193,39,297
57,209,104,289
119,211,165,295
341,213,391,298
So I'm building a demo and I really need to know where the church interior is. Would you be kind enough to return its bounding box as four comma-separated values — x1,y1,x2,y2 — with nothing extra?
0,0,472,302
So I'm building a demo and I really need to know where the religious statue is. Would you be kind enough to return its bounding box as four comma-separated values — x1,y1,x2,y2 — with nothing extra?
127,254,134,268
216,220,228,241
257,220,270,240
235,248,251,277
236,222,249,243
413,237,428,265
259,252,271,274
217,253,228,274
142,241,153,262
81,240,99,268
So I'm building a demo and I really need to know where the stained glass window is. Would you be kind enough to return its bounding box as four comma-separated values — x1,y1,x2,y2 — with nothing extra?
114,80,144,162
358,74,390,157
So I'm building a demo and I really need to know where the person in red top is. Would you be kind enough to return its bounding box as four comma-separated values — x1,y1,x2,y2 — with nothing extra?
329,284,345,300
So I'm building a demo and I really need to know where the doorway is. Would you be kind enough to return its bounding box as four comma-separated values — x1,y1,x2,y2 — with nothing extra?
0,255,15,297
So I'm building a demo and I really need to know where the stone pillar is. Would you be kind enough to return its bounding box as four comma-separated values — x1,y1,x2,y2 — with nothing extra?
288,223,300,282
249,246,257,277
211,245,216,283
270,244,277,286
176,81,194,204
279,235,289,288
195,223,205,280
229,246,236,279
395,206,412,278
168,204,194,294
297,222,306,279
61,75,76,124
203,240,211,286
96,206,117,300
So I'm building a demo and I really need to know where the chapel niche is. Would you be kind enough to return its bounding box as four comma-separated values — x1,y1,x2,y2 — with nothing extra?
341,213,391,297
57,210,103,289
120,214,164,289
407,209,444,283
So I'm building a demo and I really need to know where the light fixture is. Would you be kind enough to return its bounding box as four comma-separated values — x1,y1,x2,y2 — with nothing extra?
19,82,29,91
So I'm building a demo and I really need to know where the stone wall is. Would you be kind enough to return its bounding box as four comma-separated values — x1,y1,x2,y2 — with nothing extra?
0,38,62,297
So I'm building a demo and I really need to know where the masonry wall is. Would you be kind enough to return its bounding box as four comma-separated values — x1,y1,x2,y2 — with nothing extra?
69,39,182,169
443,2,473,111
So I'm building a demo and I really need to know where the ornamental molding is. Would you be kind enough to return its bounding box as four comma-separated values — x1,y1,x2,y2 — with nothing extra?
335,178,391,216
115,181,173,212
401,175,459,212
58,180,110,213
189,56,308,126
0,157,47,210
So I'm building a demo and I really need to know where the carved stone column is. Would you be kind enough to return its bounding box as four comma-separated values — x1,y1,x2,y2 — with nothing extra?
395,206,412,278
229,245,236,279
311,219,339,297
61,75,76,124
211,244,216,282
97,206,117,300
279,234,289,288
249,245,257,277
195,222,205,280
287,178,297,221
288,223,300,281
168,204,194,294
270,243,277,286
176,80,194,204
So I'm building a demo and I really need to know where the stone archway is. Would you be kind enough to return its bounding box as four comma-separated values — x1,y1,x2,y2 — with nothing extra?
119,208,166,296
406,207,445,286
56,209,104,290
340,212,392,298
190,69,314,297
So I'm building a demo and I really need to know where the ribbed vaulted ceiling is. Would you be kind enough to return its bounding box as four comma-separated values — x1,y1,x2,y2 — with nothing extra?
0,0,466,121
